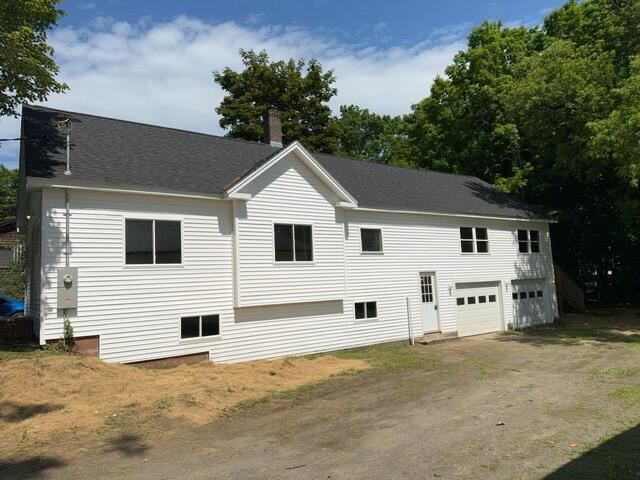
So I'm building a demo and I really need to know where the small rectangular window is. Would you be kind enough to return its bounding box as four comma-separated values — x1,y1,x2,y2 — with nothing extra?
126,219,181,265
274,224,313,262
467,297,476,305
355,301,377,320
126,219,153,264
520,292,527,299
518,229,540,254
489,295,497,302
155,220,182,264
180,316,200,339
361,228,383,252
537,290,543,297
366,301,377,319
202,315,220,337
294,225,313,261
529,291,536,298
512,292,518,300
460,227,490,254
181,314,220,339
457,297,465,306
478,295,487,303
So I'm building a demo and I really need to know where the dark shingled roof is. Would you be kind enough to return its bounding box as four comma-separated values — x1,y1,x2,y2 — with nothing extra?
21,105,550,220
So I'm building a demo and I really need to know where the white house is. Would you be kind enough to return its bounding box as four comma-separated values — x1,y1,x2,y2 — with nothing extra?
17,106,558,364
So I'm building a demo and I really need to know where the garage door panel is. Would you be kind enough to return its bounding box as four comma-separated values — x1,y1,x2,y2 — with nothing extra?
455,282,502,337
512,279,549,328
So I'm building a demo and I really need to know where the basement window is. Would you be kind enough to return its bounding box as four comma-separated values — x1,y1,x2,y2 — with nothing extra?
518,229,541,254
355,301,377,320
181,314,220,339
274,224,313,262
360,228,383,253
125,219,181,264
460,227,489,254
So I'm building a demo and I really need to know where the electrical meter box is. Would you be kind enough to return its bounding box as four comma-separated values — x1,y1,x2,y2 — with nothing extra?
57,267,78,310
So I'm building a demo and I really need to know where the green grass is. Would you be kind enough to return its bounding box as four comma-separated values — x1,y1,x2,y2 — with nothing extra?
331,341,437,373
592,367,634,379
610,384,640,403
225,342,435,416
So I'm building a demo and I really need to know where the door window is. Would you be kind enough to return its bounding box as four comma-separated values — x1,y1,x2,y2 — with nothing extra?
420,275,434,303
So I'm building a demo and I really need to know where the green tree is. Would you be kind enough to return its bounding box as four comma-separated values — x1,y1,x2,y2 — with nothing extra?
0,0,67,118
214,49,339,153
0,166,18,221
336,105,413,167
406,22,544,180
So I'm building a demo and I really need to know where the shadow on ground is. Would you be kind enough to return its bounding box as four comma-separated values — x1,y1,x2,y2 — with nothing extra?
496,309,640,347
0,401,64,422
104,433,150,457
0,457,66,480
545,423,640,479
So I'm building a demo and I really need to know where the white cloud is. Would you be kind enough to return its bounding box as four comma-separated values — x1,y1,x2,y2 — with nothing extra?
0,16,466,167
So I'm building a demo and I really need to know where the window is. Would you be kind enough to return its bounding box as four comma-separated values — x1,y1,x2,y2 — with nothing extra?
517,229,541,254
460,227,489,254
361,228,383,253
181,314,220,339
537,290,543,298
467,296,476,305
125,219,181,265
274,224,313,262
529,291,536,298
520,292,527,299
478,295,487,303
512,292,518,300
489,295,497,302
457,297,465,306
355,301,377,320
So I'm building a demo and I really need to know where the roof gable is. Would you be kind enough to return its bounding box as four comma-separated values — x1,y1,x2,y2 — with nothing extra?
226,142,357,207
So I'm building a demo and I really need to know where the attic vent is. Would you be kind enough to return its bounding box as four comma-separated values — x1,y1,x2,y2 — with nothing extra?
263,109,283,148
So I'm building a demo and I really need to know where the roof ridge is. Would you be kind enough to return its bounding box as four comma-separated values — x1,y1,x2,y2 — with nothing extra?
22,104,277,149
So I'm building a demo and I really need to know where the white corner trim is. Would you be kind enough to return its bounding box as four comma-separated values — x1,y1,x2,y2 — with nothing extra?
225,142,358,207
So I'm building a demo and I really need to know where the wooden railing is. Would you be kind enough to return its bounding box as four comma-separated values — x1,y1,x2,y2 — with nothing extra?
554,263,586,313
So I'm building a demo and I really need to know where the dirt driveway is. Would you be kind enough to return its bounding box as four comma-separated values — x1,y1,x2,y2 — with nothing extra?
4,310,640,480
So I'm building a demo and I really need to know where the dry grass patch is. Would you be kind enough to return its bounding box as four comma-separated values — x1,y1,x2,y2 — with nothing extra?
0,354,367,458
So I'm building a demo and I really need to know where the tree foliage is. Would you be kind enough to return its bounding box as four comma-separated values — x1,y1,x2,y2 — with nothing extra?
0,0,67,118
336,105,412,167
0,166,18,221
214,49,339,153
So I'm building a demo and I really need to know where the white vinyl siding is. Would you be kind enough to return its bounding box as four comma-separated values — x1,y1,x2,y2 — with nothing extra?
34,153,557,364
234,153,345,307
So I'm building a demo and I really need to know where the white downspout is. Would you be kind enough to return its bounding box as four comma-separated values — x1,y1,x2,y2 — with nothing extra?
406,296,415,346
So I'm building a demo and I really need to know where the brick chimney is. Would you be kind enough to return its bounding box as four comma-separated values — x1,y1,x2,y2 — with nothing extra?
263,109,283,147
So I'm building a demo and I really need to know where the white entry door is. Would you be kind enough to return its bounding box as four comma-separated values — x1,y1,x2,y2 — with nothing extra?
420,273,439,332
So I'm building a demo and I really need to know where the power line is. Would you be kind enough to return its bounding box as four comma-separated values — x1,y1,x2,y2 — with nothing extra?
0,138,21,142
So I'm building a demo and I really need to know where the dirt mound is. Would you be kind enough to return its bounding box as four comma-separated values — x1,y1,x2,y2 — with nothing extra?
0,354,367,458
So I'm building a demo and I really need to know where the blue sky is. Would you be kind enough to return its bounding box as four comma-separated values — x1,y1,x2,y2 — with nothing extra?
0,0,564,168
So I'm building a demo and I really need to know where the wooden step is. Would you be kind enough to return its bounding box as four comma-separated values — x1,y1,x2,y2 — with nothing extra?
417,332,459,345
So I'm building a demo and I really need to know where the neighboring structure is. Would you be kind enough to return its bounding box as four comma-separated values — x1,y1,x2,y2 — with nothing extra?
0,219,18,285
18,105,558,364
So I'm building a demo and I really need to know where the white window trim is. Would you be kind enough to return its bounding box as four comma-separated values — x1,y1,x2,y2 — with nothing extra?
272,222,315,264
459,226,491,255
353,300,379,322
517,229,541,255
359,227,384,255
122,217,184,267
178,313,222,344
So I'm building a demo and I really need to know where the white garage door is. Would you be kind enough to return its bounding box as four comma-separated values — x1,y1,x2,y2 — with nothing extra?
455,282,502,337
512,279,549,328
